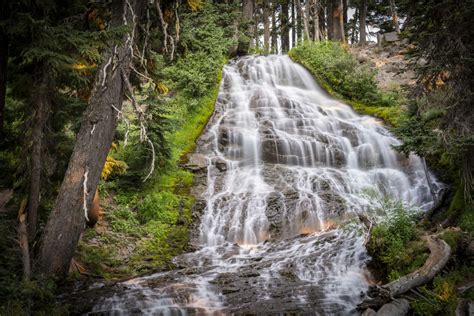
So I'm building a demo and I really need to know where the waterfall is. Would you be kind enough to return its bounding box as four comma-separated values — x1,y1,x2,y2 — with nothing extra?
90,55,440,315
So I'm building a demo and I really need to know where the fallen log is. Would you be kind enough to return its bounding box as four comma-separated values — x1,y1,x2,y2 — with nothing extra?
358,235,451,310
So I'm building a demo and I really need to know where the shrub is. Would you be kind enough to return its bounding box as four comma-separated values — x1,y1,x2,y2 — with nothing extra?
366,200,428,281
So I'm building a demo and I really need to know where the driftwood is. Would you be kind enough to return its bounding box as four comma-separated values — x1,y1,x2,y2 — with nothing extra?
358,235,451,310
17,199,31,281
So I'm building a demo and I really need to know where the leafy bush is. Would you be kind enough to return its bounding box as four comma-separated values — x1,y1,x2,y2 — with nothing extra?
366,200,428,281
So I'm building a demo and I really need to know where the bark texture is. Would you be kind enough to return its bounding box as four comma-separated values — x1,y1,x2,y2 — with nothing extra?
238,0,255,55
389,0,401,34
327,0,333,39
263,0,270,54
18,199,31,281
0,28,7,135
331,0,345,42
36,0,144,277
280,1,290,52
27,67,51,241
359,0,367,44
271,2,278,53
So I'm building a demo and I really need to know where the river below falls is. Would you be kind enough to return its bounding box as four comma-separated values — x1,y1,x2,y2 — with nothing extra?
80,55,441,315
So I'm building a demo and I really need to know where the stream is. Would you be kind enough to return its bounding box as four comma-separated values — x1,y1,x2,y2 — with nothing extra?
87,55,441,315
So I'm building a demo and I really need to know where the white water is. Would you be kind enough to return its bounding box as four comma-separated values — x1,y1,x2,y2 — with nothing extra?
90,55,440,315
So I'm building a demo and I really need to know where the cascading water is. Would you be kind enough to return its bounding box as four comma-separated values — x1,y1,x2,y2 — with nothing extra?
89,55,440,315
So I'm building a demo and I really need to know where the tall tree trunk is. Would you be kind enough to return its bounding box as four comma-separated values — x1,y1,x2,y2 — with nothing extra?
0,28,7,136
331,0,345,42
296,0,303,44
0,1,8,137
239,0,255,54
35,0,144,277
299,0,310,41
263,0,270,54
359,0,367,45
327,0,333,39
319,5,326,39
271,2,278,53
254,7,260,50
351,7,359,44
389,0,401,34
343,0,348,39
291,0,296,48
27,66,51,241
280,1,290,52
312,0,321,41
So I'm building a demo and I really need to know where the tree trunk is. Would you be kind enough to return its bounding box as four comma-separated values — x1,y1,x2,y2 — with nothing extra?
0,28,7,136
238,0,255,55
35,0,144,277
263,0,270,54
254,7,260,50
18,199,31,281
351,7,359,44
296,0,303,43
280,1,290,53
359,0,367,45
291,0,296,48
331,0,345,42
312,0,321,41
319,5,326,39
271,2,278,53
342,0,348,39
27,66,51,242
300,0,310,41
326,0,333,39
389,0,401,34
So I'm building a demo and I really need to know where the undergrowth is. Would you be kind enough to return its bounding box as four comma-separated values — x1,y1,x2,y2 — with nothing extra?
76,0,230,277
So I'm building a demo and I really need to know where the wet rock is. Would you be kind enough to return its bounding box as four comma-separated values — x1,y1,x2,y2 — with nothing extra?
362,308,377,316
383,32,400,43
319,191,347,217
185,153,208,172
213,157,227,172
265,192,286,237
376,298,409,316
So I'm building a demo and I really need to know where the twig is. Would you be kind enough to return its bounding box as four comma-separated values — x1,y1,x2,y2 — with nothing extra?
121,68,156,182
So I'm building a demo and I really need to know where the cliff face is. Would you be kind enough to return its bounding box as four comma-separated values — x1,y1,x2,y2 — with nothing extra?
350,42,416,90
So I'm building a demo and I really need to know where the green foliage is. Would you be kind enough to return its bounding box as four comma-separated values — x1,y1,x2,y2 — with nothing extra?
366,200,427,281
75,0,232,278
411,266,474,315
289,42,403,126
398,0,474,205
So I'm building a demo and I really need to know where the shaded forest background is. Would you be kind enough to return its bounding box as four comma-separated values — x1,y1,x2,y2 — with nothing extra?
0,0,472,314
